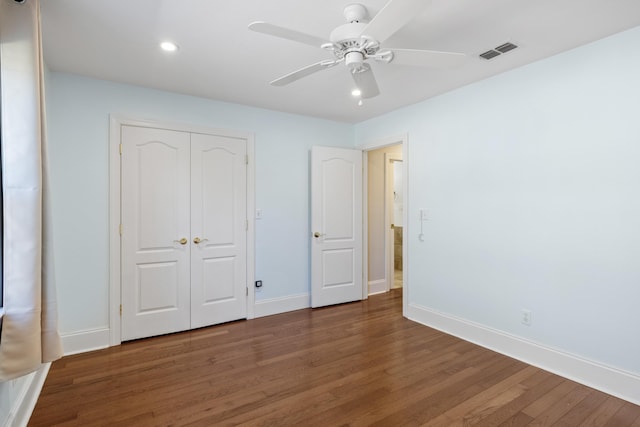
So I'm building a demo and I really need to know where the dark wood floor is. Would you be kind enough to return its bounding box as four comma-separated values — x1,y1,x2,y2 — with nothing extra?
30,289,640,426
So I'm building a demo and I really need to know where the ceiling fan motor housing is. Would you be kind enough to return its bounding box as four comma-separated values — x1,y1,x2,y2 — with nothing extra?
330,22,367,45
330,22,380,67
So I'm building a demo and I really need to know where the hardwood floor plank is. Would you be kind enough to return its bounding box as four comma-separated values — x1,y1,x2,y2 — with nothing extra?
526,384,593,425
603,403,640,427
423,366,539,426
521,380,582,418
472,372,566,427
496,411,534,427
579,396,628,426
28,289,640,426
365,357,527,426
553,389,610,426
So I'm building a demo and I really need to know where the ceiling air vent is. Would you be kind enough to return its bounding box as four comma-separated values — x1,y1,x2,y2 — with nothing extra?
479,42,518,60
480,50,501,60
495,42,518,53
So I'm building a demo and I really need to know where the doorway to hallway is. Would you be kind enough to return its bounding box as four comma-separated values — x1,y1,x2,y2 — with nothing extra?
366,143,403,295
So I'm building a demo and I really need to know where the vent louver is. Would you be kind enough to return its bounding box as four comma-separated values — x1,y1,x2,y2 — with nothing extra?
479,42,518,60
480,50,501,60
495,42,518,53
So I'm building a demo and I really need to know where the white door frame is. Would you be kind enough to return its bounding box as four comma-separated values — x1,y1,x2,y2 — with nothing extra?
360,134,408,315
109,115,256,346
385,153,403,292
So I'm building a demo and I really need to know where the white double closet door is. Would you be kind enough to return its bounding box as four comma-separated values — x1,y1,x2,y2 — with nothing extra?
121,125,247,341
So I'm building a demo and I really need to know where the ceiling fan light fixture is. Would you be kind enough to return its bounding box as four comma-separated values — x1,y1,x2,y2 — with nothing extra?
351,88,362,97
345,51,365,73
160,41,179,52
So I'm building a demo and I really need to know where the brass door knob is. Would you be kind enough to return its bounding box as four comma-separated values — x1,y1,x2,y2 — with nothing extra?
313,232,322,238
193,237,202,244
174,238,188,245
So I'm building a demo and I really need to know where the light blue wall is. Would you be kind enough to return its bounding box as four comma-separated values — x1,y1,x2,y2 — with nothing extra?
356,27,640,375
46,73,353,334
47,26,640,379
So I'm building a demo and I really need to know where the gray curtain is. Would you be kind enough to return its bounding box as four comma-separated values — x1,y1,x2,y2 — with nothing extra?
0,0,63,381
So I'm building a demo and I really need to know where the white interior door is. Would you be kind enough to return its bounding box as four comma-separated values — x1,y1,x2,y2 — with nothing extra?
311,146,363,308
190,133,247,328
121,126,191,341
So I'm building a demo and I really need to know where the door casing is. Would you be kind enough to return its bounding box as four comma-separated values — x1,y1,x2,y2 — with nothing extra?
386,153,403,292
360,134,409,315
109,116,255,346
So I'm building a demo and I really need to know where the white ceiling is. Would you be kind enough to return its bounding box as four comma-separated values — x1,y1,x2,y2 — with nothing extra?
40,0,640,123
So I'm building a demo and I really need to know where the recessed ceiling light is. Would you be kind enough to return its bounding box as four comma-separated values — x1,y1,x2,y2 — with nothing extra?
160,41,178,52
351,88,362,97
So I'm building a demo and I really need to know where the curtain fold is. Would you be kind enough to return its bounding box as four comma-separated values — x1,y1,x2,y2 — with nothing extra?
0,0,63,381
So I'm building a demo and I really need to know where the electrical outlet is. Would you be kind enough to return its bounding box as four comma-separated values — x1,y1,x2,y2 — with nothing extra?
521,309,532,326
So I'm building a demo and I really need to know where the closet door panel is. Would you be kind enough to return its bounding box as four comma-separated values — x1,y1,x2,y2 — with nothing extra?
121,126,191,341
190,133,247,328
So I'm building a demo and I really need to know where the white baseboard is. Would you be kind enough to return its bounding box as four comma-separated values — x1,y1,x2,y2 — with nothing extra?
407,303,640,405
61,327,110,356
253,293,310,318
368,279,387,295
5,363,50,427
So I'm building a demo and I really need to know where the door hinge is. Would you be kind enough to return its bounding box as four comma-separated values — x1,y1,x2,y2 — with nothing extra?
245,154,248,165
119,143,123,155
119,223,123,235
120,304,122,316
246,287,248,296
246,219,248,231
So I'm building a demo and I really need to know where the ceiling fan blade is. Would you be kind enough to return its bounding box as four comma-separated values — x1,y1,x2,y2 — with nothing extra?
360,0,431,43
271,60,340,86
351,64,380,99
248,21,329,49
389,48,466,68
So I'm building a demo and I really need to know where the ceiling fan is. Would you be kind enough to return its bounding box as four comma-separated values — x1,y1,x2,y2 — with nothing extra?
248,0,466,100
